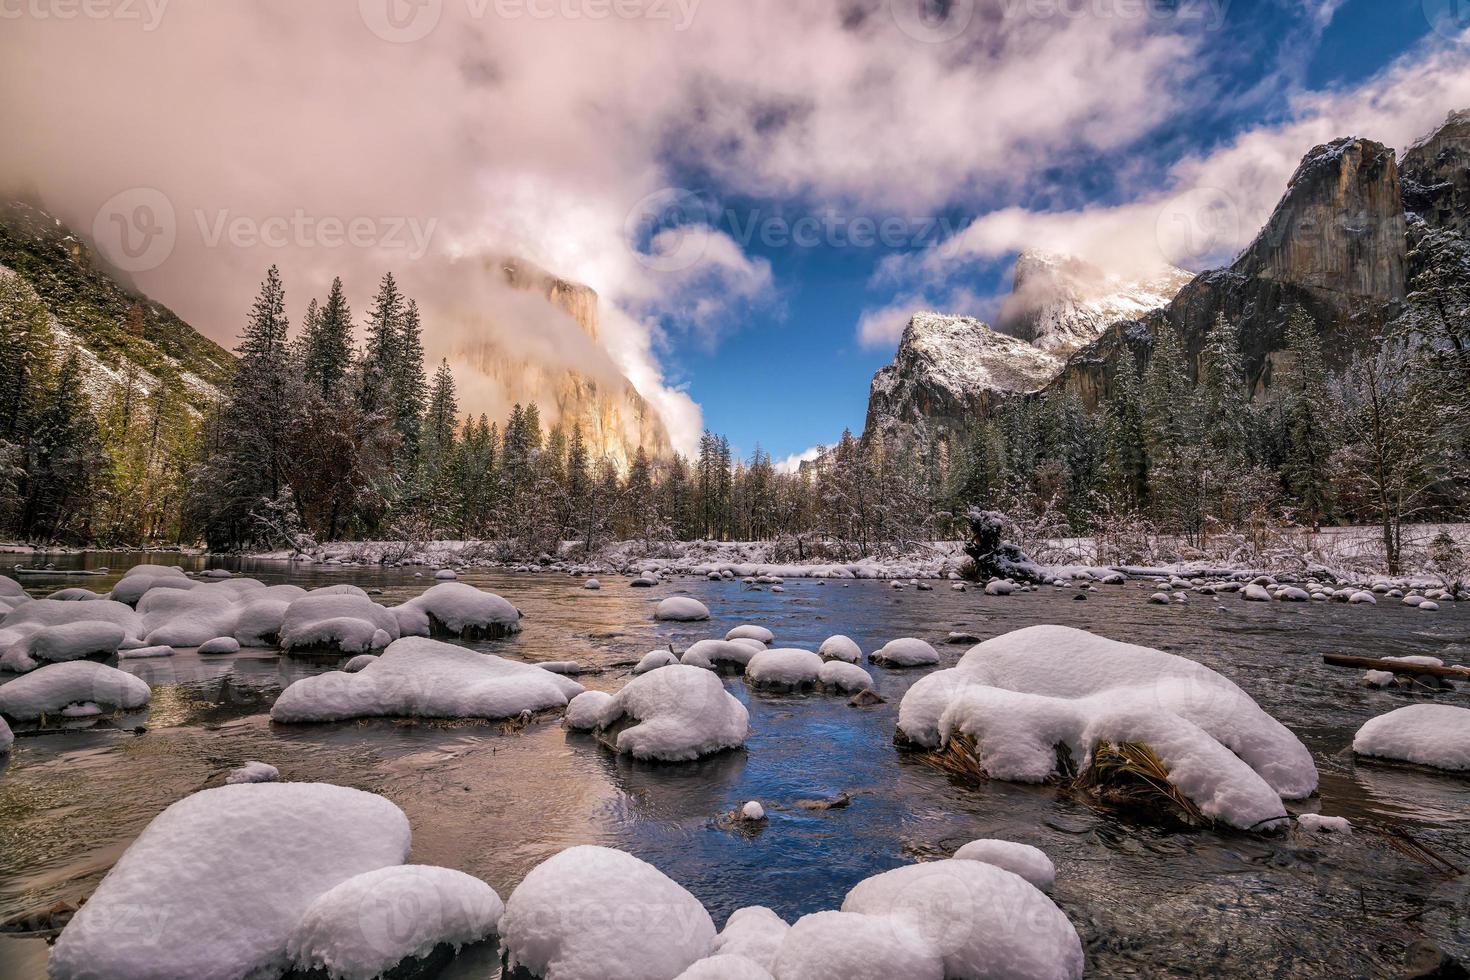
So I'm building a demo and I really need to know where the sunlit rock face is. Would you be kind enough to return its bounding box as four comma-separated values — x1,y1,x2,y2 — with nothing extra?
452,258,672,470
1401,109,1470,235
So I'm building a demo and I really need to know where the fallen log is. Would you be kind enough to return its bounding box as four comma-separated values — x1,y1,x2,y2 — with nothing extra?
1322,654,1470,681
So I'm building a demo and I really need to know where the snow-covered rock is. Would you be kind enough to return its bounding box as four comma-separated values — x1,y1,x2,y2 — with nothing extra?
745,648,824,690
676,955,773,979
434,568,458,580
1349,591,1377,604
681,639,759,670
656,597,712,622
0,660,151,720
712,907,788,971
49,783,413,980
818,660,874,693
1353,704,1470,772
584,578,601,590
984,579,1016,596
953,839,1056,892
28,621,125,663
500,846,715,980
117,644,173,660
110,563,194,605
1362,669,1397,688
593,664,748,761
1298,813,1352,834
564,690,615,730
226,760,280,784
727,625,774,644
818,635,862,663
635,650,680,674
199,636,241,655
271,637,583,724
841,858,1083,980
280,593,400,655
0,715,11,753
287,865,503,980
1242,584,1273,602
393,582,521,640
897,625,1317,829
1,597,144,644
870,637,939,668
342,654,377,673
772,911,943,980
741,800,766,821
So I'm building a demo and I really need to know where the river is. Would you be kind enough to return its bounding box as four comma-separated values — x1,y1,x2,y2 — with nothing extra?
1,553,1467,977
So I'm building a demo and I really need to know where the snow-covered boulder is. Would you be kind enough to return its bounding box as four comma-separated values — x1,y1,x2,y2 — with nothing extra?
564,690,615,730
841,859,1083,980
584,578,601,590
110,563,194,605
676,954,773,979
1353,704,1470,772
818,635,862,663
953,839,1056,892
727,625,774,644
0,715,11,753
0,660,151,720
199,636,242,655
870,637,939,668
1277,587,1310,602
280,593,400,655
656,596,712,622
681,639,759,671
1349,591,1377,605
501,846,715,980
49,783,412,980
818,660,874,693
634,650,680,674
771,911,942,980
394,582,522,640
117,645,173,660
139,586,242,646
47,587,104,601
593,664,748,761
271,637,583,724
712,906,789,971
896,625,1317,829
1,597,144,648
1242,584,1272,602
234,595,294,647
434,568,458,580
0,574,24,598
287,865,503,980
741,800,766,821
745,648,823,690
226,760,280,784
28,621,125,663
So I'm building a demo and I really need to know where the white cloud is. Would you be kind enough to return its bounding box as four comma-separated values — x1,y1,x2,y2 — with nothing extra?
774,445,824,474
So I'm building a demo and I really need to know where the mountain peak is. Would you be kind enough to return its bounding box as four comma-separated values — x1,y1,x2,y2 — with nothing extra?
998,250,1192,355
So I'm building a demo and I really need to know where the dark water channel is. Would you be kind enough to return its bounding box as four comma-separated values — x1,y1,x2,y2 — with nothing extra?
1,553,1468,978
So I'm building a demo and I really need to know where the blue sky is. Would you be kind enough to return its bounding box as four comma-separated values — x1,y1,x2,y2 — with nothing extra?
654,0,1459,466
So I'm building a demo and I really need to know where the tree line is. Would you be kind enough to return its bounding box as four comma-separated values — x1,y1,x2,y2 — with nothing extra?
1,261,1465,573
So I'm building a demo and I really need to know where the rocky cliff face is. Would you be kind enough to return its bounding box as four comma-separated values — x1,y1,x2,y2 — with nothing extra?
864,312,1060,451
1051,135,1414,408
455,258,673,469
997,250,1193,355
0,199,235,413
1402,109,1470,235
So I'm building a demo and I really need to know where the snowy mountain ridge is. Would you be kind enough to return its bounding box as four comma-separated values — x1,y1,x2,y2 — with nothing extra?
997,250,1195,355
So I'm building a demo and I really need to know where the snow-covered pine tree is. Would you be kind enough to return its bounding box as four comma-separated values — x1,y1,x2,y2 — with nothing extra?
17,350,104,541
1283,306,1331,529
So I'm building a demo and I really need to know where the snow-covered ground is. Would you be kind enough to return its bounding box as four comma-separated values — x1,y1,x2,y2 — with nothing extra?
248,523,1470,584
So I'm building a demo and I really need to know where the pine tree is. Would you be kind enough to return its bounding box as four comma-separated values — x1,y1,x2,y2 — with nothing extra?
303,277,354,399
0,273,55,444
19,351,104,540
1105,354,1149,509
393,298,427,467
1283,307,1331,529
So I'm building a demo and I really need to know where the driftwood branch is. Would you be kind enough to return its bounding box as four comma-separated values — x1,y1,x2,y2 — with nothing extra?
1322,653,1470,680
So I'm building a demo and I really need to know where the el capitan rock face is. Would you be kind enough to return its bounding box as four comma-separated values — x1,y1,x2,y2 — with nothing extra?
455,258,673,468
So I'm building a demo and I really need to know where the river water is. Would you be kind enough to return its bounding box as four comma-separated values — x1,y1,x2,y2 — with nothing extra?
1,553,1467,978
